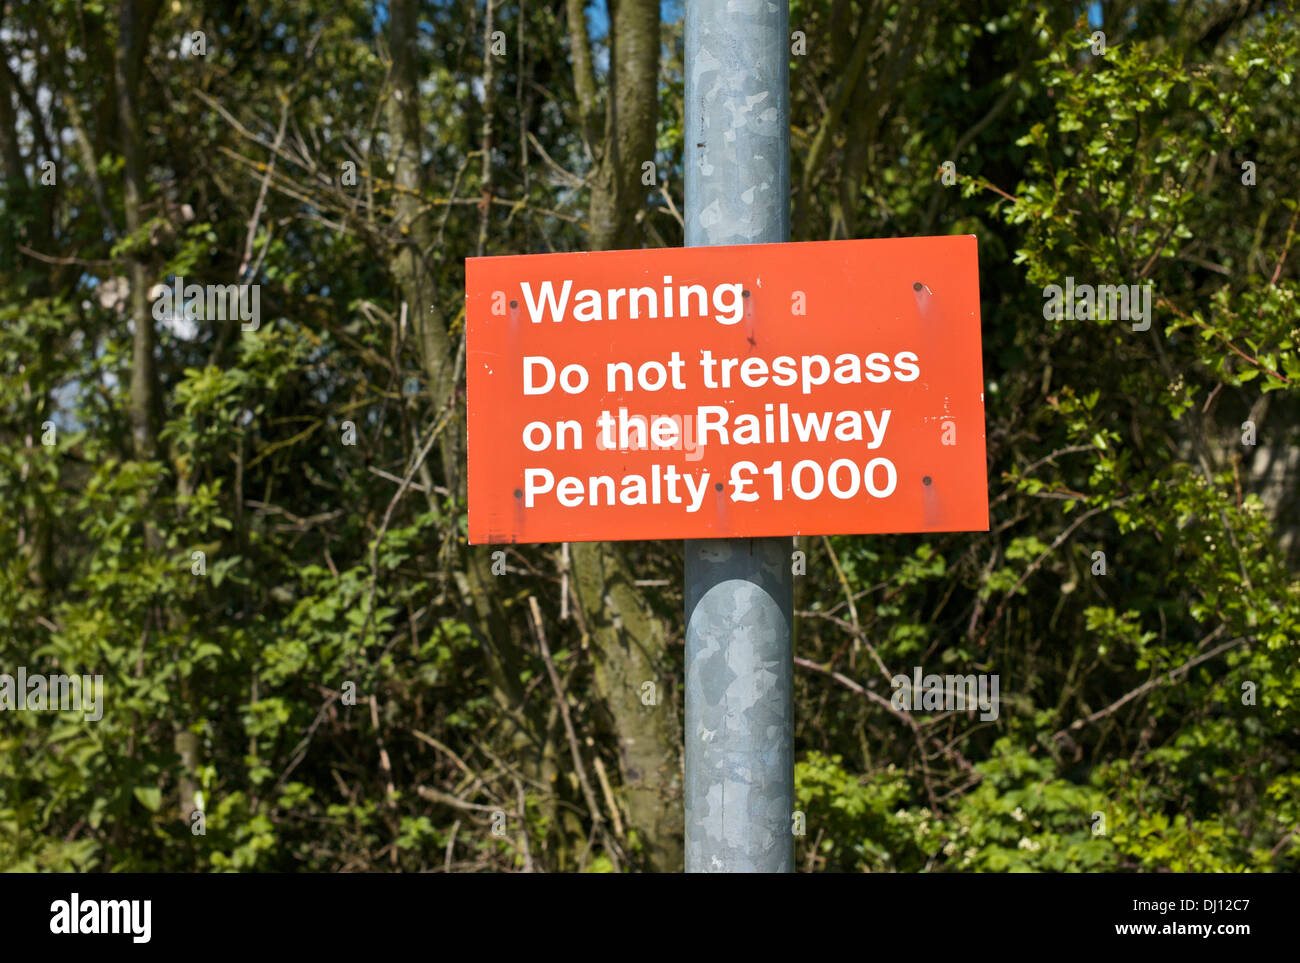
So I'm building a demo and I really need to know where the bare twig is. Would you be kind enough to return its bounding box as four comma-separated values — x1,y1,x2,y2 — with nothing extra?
527,595,622,870
1052,633,1246,742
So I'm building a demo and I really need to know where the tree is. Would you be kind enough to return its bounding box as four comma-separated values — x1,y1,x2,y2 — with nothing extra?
1,0,1296,874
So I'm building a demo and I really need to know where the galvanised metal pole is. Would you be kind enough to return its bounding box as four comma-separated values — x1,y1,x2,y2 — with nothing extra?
683,0,793,873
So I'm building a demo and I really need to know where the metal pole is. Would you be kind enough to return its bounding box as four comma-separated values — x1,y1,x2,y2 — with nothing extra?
683,0,793,873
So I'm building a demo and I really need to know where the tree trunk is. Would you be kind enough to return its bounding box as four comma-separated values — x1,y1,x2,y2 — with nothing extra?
386,0,574,867
115,0,162,463
567,0,684,871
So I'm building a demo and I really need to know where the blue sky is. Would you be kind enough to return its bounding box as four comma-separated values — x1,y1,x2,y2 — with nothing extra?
585,2,684,41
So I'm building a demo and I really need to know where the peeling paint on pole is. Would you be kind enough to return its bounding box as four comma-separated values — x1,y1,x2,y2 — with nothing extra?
685,541,793,872
684,0,794,873
685,0,790,249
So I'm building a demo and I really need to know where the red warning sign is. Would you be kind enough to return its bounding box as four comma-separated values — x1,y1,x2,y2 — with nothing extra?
465,235,987,544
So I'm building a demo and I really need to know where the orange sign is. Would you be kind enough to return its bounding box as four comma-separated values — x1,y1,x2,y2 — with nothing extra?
465,235,987,544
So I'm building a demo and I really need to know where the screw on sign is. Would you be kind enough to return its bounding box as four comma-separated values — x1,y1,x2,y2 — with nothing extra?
465,235,988,545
